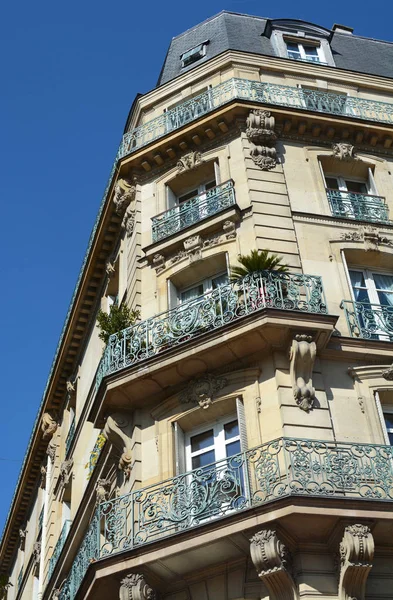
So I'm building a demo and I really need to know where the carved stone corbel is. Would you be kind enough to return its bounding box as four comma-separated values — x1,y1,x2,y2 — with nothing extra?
183,235,202,263
382,363,393,380
176,151,203,173
42,412,58,439
223,220,236,240
59,459,73,488
46,439,57,464
332,142,357,161
289,334,317,412
105,257,116,278
104,413,134,480
246,110,277,170
40,465,47,489
113,177,137,215
33,541,41,573
338,524,374,600
96,478,111,505
119,573,156,600
19,529,27,550
250,529,298,600
152,254,165,274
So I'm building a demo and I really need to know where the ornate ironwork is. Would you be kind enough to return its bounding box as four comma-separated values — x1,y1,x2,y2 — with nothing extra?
58,438,393,600
119,78,393,159
48,520,72,580
17,567,23,591
65,417,75,456
38,506,44,531
151,180,236,243
96,271,327,391
326,189,390,224
341,300,393,341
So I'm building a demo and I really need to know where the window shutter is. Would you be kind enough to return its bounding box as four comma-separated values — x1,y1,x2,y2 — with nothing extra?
167,279,178,309
367,168,378,195
173,422,186,475
318,160,327,188
166,184,177,209
236,396,248,452
214,160,221,185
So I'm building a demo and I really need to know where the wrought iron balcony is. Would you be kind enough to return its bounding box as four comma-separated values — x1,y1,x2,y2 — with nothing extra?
341,300,393,341
17,567,23,591
65,417,75,456
326,189,390,224
38,506,44,531
95,271,327,391
48,520,72,581
58,437,393,600
151,180,236,243
118,78,393,159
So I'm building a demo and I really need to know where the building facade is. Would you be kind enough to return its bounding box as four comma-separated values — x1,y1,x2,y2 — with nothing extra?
3,11,393,600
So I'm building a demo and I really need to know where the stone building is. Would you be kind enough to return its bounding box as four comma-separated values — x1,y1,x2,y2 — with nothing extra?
2,11,393,600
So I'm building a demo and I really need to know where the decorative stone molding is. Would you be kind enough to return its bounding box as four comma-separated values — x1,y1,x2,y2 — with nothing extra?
40,465,47,489
246,110,277,170
41,413,58,439
96,478,111,505
33,541,41,570
179,373,228,409
104,413,133,480
46,440,57,464
332,142,356,161
105,257,116,278
59,459,73,488
338,524,374,600
256,397,262,413
250,529,297,600
19,529,27,550
122,209,136,237
119,573,156,600
184,235,203,263
341,226,393,251
176,151,203,173
382,364,393,380
152,254,165,274
113,178,137,215
289,334,317,412
223,219,236,240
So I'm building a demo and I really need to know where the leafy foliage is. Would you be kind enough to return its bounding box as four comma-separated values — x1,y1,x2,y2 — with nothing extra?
96,303,140,345
0,575,12,600
230,249,288,282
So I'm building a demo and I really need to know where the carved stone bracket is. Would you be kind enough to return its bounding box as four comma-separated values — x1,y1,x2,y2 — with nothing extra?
59,459,73,488
104,413,134,480
19,529,27,550
179,373,228,409
177,151,203,173
152,253,165,274
105,256,117,278
119,574,156,600
33,541,41,572
40,465,47,489
246,110,277,170
341,226,393,252
338,524,374,600
332,142,357,161
113,177,137,215
289,334,317,412
250,529,298,600
184,235,203,263
46,439,57,464
41,412,58,439
382,363,393,380
95,478,111,505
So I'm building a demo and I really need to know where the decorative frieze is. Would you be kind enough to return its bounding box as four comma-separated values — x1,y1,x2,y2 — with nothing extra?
179,373,228,409
338,524,374,600
341,226,393,251
332,141,356,160
246,109,277,170
250,529,297,600
119,573,156,600
104,413,133,480
177,151,203,173
289,334,317,412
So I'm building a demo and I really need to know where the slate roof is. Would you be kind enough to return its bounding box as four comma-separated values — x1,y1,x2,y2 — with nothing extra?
157,11,393,86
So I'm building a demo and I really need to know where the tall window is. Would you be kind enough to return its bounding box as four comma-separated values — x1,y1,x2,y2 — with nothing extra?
179,273,228,305
349,269,393,340
185,416,240,471
286,41,324,63
383,412,393,444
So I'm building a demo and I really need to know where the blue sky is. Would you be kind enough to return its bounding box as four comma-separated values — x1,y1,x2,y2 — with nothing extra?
1,0,393,533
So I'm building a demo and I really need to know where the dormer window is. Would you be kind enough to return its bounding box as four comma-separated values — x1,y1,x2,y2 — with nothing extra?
181,42,207,67
285,40,324,64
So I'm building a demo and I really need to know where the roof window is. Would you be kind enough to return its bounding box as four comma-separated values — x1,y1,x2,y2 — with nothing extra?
181,42,208,67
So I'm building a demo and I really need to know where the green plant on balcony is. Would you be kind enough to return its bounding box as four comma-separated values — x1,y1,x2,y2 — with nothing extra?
96,303,140,345
230,249,288,282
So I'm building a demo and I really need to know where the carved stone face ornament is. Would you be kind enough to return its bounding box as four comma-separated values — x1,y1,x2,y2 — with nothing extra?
332,141,356,161
179,373,228,408
176,151,203,173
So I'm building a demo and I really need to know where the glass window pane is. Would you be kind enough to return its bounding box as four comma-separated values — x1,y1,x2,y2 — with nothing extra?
192,449,215,469
384,414,393,430
388,432,393,445
224,420,239,440
304,45,319,58
226,440,241,457
373,274,393,292
325,177,340,190
212,274,229,289
349,271,366,288
181,284,204,303
178,189,198,203
191,429,214,452
345,180,367,194
205,180,216,191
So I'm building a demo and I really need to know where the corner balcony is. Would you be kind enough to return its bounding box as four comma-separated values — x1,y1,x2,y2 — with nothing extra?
327,189,390,224
151,180,236,243
341,300,393,341
118,78,393,160
57,437,393,600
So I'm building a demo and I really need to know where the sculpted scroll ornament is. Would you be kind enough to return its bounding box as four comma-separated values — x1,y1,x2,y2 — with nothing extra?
95,478,111,505
177,151,203,173
246,109,277,170
179,373,228,409
338,524,374,600
119,574,156,600
250,530,298,600
104,413,133,480
289,335,317,412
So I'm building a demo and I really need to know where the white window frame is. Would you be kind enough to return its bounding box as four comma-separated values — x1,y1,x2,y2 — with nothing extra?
178,271,228,305
177,178,216,206
375,391,393,445
285,39,325,63
348,268,393,306
181,42,207,68
185,414,240,472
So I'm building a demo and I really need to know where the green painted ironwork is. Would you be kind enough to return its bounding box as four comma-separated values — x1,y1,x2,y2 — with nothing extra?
65,417,75,456
326,189,389,224
96,271,327,391
58,437,393,600
17,568,23,591
38,506,44,531
48,520,72,580
341,300,393,341
152,180,236,242
119,78,393,159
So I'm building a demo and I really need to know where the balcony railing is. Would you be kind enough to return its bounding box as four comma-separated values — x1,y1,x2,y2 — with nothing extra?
151,180,236,243
118,78,393,160
326,189,390,224
58,437,393,600
38,506,44,531
95,271,327,391
48,520,72,581
17,567,23,591
65,417,75,456
341,300,393,341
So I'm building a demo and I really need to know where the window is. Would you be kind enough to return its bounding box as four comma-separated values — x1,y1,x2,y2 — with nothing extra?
349,269,393,340
185,416,241,471
286,40,324,63
383,412,393,445
179,272,228,305
181,42,208,67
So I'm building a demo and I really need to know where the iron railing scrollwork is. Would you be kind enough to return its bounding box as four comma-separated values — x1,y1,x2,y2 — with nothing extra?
65,418,76,456
48,520,72,581
151,180,236,242
58,438,393,600
95,271,327,391
341,300,393,341
326,189,390,224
